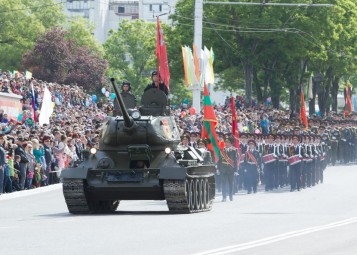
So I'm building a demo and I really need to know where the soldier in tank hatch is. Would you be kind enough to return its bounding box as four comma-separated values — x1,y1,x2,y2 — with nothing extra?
113,81,137,115
144,70,169,95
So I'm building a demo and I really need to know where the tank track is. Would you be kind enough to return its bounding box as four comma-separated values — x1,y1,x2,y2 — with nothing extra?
62,178,119,214
163,175,215,213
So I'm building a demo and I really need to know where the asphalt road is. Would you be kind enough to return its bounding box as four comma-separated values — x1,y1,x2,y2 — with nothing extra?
1,164,357,255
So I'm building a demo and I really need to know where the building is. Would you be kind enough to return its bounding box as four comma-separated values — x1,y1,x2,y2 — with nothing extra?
56,0,176,43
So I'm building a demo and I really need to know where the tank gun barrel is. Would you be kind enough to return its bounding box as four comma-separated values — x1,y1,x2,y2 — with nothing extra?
110,78,133,128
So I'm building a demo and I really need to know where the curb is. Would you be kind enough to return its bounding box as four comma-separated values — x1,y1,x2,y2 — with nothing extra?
0,184,62,201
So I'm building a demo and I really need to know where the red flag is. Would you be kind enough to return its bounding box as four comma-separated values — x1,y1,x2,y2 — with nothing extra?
156,17,170,91
347,86,352,113
201,83,220,161
300,91,308,129
230,97,240,152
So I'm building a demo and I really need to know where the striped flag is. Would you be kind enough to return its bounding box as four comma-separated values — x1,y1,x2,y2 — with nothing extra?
31,83,37,122
193,44,200,83
201,83,220,161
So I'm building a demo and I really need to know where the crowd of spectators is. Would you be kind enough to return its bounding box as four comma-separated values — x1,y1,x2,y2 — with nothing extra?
0,70,353,195
0,71,108,194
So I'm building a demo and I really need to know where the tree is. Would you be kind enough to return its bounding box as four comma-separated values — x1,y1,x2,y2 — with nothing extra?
65,17,103,55
104,19,156,96
22,28,72,83
169,0,357,112
65,47,108,91
0,0,64,70
104,19,190,104
23,27,107,91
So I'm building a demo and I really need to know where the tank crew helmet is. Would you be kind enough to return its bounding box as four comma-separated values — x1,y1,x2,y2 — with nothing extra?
121,81,131,91
151,70,159,78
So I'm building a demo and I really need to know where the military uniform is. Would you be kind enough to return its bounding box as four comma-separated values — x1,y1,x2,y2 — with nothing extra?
244,140,262,194
218,138,238,201
262,137,277,191
288,135,304,192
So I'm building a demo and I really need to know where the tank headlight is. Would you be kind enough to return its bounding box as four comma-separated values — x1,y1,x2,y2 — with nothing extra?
90,148,97,155
131,111,141,120
164,147,171,154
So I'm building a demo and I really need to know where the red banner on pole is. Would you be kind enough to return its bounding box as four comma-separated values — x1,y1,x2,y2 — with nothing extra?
156,17,170,91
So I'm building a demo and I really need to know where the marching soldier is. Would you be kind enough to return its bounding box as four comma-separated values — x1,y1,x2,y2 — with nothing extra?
330,128,340,166
218,137,238,201
288,135,304,192
276,134,288,187
244,139,262,194
262,134,277,191
303,136,314,188
238,134,248,191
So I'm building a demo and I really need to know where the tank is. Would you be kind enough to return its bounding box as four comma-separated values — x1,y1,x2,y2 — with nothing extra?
61,78,216,214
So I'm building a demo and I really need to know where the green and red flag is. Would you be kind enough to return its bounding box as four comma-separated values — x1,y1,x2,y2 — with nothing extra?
201,84,220,161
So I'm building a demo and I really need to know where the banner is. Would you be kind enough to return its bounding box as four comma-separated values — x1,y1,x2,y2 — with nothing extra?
156,17,170,91
39,86,53,126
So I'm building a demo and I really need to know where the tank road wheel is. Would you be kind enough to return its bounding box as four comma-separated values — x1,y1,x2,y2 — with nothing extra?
202,178,208,209
188,179,195,211
194,179,203,210
185,178,190,206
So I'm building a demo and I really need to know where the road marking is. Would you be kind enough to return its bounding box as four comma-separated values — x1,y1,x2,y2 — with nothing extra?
0,184,62,201
194,217,357,255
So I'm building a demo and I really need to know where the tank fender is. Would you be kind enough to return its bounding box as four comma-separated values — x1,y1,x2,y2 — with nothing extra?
160,166,187,180
61,167,89,179
158,153,187,180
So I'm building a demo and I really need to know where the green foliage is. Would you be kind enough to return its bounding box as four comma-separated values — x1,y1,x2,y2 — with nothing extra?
104,19,190,103
104,19,156,97
22,28,107,91
0,0,65,70
169,0,357,111
65,17,103,55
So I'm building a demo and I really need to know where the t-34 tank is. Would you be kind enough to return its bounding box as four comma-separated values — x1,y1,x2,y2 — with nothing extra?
61,78,216,214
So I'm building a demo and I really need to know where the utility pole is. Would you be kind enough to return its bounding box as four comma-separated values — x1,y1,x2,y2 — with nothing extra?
192,1,333,110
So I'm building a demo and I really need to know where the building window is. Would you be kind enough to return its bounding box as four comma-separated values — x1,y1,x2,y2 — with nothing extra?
118,6,125,13
149,4,162,12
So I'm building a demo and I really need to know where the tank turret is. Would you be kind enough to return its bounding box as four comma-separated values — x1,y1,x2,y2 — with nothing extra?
61,78,216,214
